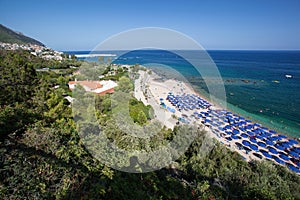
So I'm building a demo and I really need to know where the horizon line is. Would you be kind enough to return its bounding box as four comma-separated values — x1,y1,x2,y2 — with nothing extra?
60,49,300,52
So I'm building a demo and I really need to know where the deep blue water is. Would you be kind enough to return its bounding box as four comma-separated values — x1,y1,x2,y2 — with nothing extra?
68,50,300,138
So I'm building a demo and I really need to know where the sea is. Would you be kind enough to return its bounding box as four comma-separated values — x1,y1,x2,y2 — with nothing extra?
67,50,300,138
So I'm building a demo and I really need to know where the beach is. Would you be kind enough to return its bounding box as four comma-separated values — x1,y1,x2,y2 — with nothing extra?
134,68,300,173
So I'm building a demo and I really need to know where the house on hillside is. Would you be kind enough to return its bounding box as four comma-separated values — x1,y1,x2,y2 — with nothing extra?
68,80,117,95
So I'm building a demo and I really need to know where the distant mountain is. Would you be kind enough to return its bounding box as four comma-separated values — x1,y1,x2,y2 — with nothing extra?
0,24,44,46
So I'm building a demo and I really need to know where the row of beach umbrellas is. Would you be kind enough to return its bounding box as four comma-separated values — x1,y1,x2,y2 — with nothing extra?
192,103,300,174
166,93,211,111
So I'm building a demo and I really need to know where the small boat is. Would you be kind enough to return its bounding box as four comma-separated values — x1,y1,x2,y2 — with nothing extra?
285,74,292,78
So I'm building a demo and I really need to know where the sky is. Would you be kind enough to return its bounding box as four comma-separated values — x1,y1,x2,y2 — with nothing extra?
0,0,300,51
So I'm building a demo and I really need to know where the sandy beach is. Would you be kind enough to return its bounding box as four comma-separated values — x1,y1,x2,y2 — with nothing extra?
134,69,300,167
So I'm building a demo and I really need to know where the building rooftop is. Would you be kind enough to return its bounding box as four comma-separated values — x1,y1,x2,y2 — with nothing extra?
68,80,117,95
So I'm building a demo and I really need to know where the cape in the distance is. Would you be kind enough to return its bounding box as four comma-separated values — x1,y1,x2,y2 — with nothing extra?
0,24,44,46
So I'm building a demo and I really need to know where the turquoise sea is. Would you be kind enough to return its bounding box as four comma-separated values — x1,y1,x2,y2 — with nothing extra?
68,50,300,138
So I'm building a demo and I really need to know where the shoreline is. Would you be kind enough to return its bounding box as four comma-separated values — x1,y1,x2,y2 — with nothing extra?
75,53,117,58
133,68,300,174
145,65,300,138
146,65,300,139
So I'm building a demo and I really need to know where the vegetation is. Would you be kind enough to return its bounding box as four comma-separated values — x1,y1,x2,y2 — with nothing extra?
1,49,300,199
0,24,44,46
129,98,153,125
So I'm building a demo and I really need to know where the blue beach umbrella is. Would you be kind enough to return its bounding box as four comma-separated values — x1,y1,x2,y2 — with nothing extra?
289,139,299,145
262,151,273,159
288,165,300,174
250,138,257,144
269,136,281,141
273,157,285,165
268,147,278,154
245,125,252,130
278,134,287,139
233,129,240,135
256,128,264,133
225,131,232,135
265,140,274,146
226,114,233,118
259,149,268,153
241,133,248,138
226,137,232,141
280,142,291,149
233,117,239,121
237,120,243,124
279,154,290,161
256,135,264,140
264,132,272,137
231,135,240,140
240,120,247,125
292,147,300,154
247,131,255,137
242,140,250,146
224,125,231,130
218,127,225,132
249,144,259,151
269,130,277,134
257,142,266,148
259,133,267,138
289,150,300,158
274,144,285,151
228,119,235,124
204,119,211,123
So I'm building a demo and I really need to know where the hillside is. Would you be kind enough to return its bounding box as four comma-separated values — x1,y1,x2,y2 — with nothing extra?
0,24,44,46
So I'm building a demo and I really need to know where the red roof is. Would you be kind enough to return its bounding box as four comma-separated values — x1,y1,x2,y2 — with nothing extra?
68,81,102,90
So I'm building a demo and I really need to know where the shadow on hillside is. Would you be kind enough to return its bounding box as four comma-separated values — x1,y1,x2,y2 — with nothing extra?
1,139,202,199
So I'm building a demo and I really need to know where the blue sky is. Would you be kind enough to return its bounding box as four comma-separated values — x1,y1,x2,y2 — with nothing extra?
0,0,299,50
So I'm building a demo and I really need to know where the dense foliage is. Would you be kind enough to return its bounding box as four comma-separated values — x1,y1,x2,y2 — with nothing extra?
1,49,300,199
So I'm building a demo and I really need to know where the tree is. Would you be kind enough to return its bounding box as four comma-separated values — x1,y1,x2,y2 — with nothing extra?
116,76,133,93
0,103,36,137
137,110,147,125
0,50,39,136
0,50,38,106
